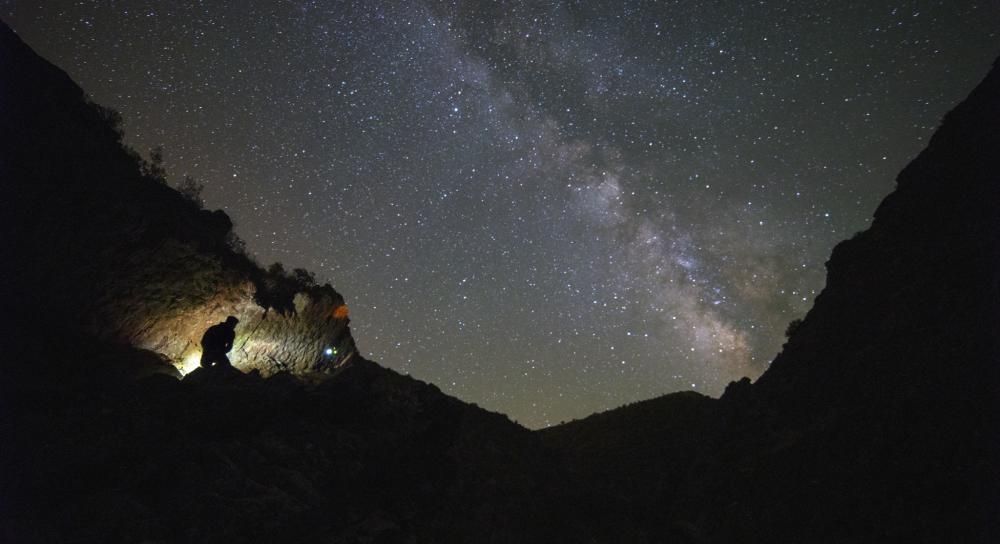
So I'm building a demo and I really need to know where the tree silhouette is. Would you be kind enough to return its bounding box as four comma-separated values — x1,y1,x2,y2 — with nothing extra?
177,175,205,208
142,145,167,183
785,318,803,339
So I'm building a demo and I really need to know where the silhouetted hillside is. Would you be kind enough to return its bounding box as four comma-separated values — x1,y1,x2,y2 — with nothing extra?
680,55,1000,542
0,20,589,542
0,19,570,542
0,20,354,377
2,17,998,544
542,57,1000,542
539,391,717,539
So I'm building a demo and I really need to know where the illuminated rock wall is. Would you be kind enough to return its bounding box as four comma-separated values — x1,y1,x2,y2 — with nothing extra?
131,281,356,376
66,239,357,375
2,22,356,378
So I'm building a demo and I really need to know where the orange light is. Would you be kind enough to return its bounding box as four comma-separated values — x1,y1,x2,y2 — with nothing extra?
332,305,349,319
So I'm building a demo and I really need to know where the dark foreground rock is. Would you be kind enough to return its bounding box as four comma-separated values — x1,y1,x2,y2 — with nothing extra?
542,56,1000,543
2,17,998,544
3,344,560,543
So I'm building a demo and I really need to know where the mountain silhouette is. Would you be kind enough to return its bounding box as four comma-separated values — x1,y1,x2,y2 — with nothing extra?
0,17,357,379
2,19,997,543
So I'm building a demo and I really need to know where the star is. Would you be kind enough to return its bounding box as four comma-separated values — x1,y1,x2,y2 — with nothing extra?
6,0,998,427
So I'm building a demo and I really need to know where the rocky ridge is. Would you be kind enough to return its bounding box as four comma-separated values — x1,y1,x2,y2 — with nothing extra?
2,17,998,544
542,56,1000,542
0,20,354,377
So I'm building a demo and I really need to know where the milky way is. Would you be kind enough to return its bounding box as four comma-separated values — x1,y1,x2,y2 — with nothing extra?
6,1,997,427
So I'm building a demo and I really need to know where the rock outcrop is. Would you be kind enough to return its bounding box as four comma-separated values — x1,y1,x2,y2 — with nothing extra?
541,57,1000,543
0,21,564,542
3,16,998,544
0,21,354,376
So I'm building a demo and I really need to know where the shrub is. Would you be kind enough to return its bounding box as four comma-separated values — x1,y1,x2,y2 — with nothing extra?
785,318,803,339
177,175,205,208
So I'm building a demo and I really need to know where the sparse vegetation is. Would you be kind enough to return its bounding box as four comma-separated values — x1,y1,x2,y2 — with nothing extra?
85,98,124,142
141,145,168,183
293,267,316,287
785,317,803,339
176,175,205,208
225,230,249,257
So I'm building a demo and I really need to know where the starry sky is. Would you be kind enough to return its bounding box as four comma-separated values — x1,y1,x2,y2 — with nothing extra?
5,1,997,427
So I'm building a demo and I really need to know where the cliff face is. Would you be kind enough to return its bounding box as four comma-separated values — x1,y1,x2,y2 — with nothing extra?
542,58,1000,542
0,21,353,376
705,55,1000,542
756,56,1000,408
125,279,356,375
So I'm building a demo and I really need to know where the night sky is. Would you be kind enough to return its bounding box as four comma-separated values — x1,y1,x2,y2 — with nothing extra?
6,1,997,427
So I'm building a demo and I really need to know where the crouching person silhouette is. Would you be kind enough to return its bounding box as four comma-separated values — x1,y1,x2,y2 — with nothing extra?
200,316,239,368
